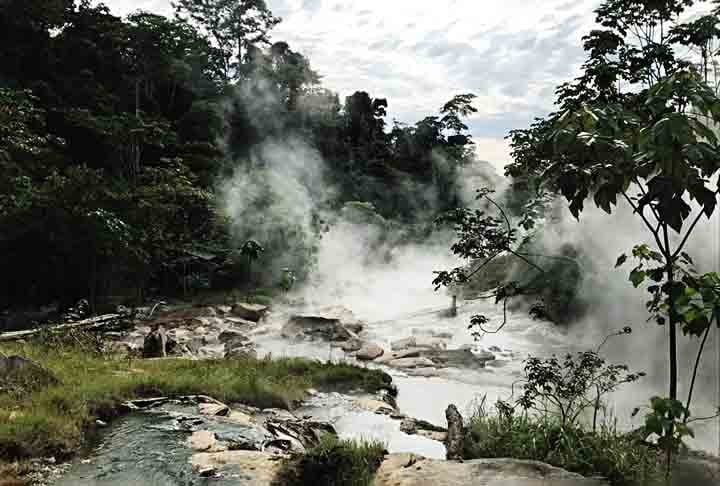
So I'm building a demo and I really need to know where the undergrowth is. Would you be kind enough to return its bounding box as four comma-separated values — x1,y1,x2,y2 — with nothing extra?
464,404,663,486
275,435,387,486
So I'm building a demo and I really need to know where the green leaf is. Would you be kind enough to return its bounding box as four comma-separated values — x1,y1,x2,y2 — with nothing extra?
630,269,647,287
615,254,627,267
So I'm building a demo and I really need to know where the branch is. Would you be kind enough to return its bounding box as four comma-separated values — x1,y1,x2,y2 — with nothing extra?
684,312,714,422
621,190,667,254
465,250,504,280
672,206,711,260
633,177,662,225
508,250,546,274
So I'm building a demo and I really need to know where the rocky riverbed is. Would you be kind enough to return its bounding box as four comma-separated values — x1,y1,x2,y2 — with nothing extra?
12,297,711,486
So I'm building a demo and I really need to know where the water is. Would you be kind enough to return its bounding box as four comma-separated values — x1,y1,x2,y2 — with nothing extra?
55,410,198,486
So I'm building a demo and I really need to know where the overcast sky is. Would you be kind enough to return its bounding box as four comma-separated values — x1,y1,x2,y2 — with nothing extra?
103,0,602,167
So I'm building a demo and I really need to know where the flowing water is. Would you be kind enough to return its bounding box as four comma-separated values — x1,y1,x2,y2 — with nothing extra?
56,239,720,484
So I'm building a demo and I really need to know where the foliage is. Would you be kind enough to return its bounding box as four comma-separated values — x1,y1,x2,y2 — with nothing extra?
499,0,720,468
464,400,661,486
172,0,280,81
434,188,583,332
0,0,479,312
0,340,393,460
276,435,386,486
518,347,645,429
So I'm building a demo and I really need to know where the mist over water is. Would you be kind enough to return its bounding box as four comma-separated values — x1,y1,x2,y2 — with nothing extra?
218,75,718,454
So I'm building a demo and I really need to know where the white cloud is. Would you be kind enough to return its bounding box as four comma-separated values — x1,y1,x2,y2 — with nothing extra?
103,0,602,164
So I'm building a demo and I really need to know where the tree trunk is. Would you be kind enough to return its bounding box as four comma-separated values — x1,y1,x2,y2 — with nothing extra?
667,263,678,400
445,404,465,460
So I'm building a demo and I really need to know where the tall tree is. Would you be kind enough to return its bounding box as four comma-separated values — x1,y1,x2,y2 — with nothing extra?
172,0,280,81
504,0,720,464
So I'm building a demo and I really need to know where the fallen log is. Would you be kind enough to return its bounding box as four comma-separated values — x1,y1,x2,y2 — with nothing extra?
0,313,123,342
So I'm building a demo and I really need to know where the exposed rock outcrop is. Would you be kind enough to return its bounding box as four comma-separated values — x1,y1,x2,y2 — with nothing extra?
356,343,384,360
142,326,176,358
190,451,284,482
281,306,365,342
231,303,269,322
374,454,609,486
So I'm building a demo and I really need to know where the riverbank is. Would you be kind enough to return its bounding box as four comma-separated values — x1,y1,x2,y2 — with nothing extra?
1,298,717,486
0,337,392,484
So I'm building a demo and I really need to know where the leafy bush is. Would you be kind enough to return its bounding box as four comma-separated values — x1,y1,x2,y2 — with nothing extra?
276,435,387,486
464,402,661,486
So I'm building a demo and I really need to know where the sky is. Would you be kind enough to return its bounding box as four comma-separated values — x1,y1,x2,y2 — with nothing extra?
103,0,603,168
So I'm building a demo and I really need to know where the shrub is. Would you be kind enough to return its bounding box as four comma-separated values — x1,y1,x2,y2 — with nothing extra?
464,400,661,486
276,435,387,486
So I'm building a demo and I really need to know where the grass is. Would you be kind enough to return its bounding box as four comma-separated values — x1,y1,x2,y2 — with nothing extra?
464,412,663,486
0,341,393,461
275,435,387,486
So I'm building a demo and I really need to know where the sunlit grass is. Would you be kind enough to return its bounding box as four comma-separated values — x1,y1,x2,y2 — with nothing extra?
0,341,392,460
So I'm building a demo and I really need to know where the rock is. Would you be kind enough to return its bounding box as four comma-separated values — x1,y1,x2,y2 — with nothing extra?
356,343,384,360
391,336,416,350
400,417,447,441
224,345,258,360
399,419,417,434
199,402,230,417
217,305,232,315
387,357,435,369
406,367,439,377
264,419,337,451
190,430,223,452
121,397,169,410
375,348,422,364
223,410,254,426
218,329,249,346
414,337,448,350
199,306,217,317
340,337,363,352
422,348,494,369
417,430,448,442
374,454,608,486
225,317,257,327
353,398,396,415
0,355,59,391
191,451,284,484
314,306,366,333
488,345,502,352
142,326,176,358
445,404,464,460
282,315,358,342
231,303,268,322
282,306,365,342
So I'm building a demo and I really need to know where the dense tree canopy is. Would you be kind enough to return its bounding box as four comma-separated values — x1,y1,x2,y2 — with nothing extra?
0,0,479,313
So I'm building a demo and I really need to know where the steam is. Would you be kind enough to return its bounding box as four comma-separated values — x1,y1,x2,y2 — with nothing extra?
534,195,720,450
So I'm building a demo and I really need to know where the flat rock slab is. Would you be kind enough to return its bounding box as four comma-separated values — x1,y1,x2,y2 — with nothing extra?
190,430,225,452
387,357,435,369
191,451,285,483
199,402,230,417
282,315,357,341
374,454,609,486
